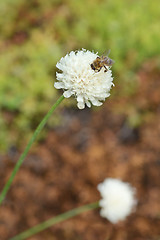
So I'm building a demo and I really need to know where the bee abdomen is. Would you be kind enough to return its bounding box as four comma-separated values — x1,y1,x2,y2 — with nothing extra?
108,59,112,64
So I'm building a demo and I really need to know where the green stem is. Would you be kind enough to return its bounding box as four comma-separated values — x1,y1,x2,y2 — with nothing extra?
0,95,65,205
10,201,99,240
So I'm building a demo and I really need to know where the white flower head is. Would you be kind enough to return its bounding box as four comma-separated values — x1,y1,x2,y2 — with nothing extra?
54,49,114,109
97,178,137,223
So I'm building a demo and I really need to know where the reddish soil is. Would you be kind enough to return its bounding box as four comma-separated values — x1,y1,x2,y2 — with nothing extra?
0,62,160,240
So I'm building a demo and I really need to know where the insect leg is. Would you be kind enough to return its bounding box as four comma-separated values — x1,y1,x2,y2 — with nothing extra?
104,66,108,72
97,66,102,72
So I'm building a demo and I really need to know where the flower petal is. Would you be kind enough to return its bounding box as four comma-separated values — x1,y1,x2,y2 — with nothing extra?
63,90,72,98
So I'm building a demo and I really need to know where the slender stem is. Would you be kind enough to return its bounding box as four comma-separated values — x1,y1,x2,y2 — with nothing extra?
0,95,65,205
10,201,99,240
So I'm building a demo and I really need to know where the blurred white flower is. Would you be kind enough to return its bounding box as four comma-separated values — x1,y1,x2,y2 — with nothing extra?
97,178,137,223
54,49,114,109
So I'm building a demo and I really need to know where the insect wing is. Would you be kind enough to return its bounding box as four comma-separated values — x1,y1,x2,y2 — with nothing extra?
109,58,115,65
101,49,115,65
101,49,111,57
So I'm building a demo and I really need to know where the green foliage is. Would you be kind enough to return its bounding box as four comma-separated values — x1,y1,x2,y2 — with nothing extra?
0,31,62,150
0,0,159,151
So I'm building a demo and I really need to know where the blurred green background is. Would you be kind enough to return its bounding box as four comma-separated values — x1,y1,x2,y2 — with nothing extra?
0,0,160,151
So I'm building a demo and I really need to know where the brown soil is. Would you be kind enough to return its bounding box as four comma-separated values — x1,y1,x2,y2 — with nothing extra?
0,62,160,240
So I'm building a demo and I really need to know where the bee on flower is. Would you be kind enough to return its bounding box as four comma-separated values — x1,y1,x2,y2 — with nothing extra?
91,50,115,73
54,49,114,109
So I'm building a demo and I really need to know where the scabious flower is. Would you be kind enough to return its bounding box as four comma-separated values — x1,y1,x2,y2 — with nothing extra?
97,178,137,223
54,49,114,109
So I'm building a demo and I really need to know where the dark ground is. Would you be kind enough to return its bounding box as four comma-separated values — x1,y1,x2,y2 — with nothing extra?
0,62,160,240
